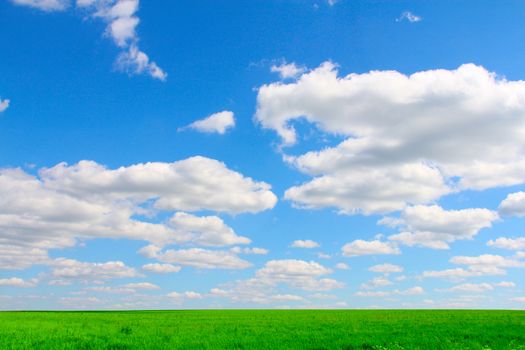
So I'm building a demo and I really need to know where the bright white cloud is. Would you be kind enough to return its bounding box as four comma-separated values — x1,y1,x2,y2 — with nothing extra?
168,212,250,247
384,205,498,249
341,240,400,257
0,157,275,270
256,63,525,214
368,263,403,274
142,263,181,274
396,11,422,23
11,0,68,11
184,111,236,134
0,98,9,112
291,239,320,249
271,62,306,80
488,237,525,250
499,192,525,217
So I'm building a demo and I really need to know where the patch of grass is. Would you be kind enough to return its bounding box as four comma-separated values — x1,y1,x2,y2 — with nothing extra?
0,310,523,349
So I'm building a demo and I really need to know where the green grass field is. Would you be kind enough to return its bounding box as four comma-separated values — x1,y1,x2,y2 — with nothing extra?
0,310,524,350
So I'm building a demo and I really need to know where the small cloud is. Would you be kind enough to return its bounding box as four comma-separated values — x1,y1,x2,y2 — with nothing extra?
291,240,320,249
181,111,235,134
0,98,10,113
10,0,68,12
396,11,422,23
271,62,306,80
335,262,350,270
327,0,339,6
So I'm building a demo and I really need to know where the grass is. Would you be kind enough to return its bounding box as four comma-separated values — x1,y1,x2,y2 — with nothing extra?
0,310,524,349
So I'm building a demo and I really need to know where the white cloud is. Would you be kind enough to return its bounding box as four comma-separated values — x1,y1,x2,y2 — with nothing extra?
184,291,202,299
0,277,37,288
230,247,269,255
11,0,68,11
12,0,166,80
499,192,525,217
396,11,422,23
335,262,350,270
168,212,250,247
341,240,400,257
143,246,251,270
384,205,498,249
450,254,525,269
422,267,505,280
142,263,181,274
0,157,276,270
488,237,525,250
368,263,403,274
271,62,306,80
447,283,494,293
494,281,515,288
123,282,160,290
184,111,235,134
360,277,393,289
512,297,525,303
291,239,320,249
256,63,525,214
51,258,139,280
356,286,424,297
0,98,10,112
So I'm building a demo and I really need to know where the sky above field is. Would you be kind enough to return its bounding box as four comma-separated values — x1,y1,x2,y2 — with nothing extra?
1,0,525,310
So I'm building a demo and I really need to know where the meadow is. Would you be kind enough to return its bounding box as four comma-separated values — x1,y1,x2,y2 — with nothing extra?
0,310,523,350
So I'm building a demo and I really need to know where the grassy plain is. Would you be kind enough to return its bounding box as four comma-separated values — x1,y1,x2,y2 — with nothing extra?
0,310,523,350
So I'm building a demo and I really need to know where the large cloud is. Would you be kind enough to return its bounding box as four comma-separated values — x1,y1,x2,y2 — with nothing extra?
255,62,525,214
384,205,498,249
0,157,276,270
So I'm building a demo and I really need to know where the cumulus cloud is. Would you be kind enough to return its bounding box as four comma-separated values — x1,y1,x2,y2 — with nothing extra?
384,205,498,249
341,239,400,257
256,63,525,214
0,157,275,270
488,237,525,250
230,246,269,255
51,258,139,280
396,11,422,23
360,277,393,289
291,239,320,249
368,263,403,274
11,0,166,80
447,283,494,293
141,246,251,270
499,192,525,217
0,98,10,112
142,263,181,274
183,111,236,134
123,282,160,290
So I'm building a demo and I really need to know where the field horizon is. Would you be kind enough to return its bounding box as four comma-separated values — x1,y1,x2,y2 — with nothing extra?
1,309,524,349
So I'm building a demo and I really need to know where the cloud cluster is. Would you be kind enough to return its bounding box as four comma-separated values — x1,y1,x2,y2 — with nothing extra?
383,205,498,249
342,239,400,257
10,0,166,80
256,63,525,214
291,239,320,249
0,157,276,270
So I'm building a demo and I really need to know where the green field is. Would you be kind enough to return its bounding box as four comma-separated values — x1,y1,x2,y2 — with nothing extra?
0,310,524,350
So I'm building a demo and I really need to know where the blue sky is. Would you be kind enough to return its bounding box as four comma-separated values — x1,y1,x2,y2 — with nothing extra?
1,0,525,310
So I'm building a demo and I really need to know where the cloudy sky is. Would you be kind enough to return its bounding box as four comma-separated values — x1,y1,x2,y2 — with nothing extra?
1,0,525,310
